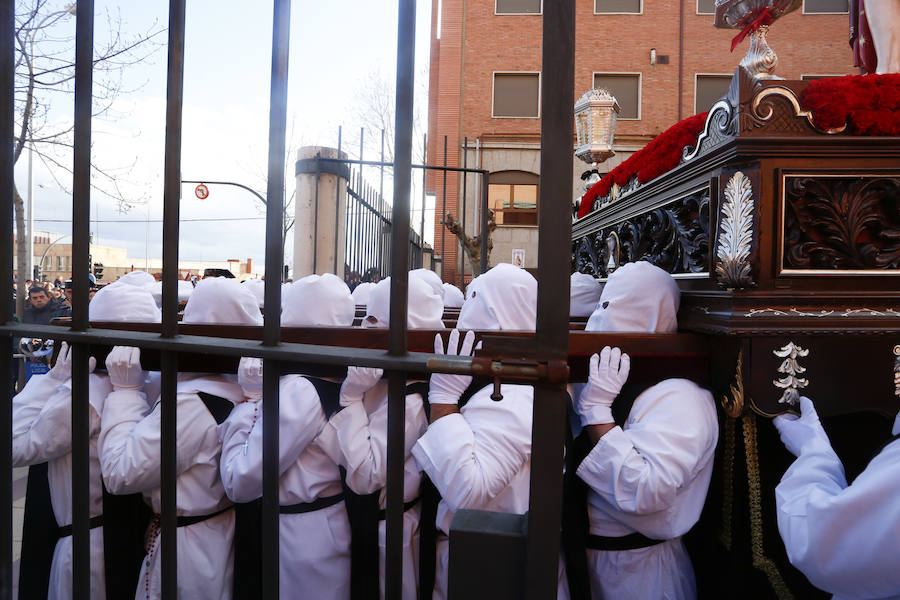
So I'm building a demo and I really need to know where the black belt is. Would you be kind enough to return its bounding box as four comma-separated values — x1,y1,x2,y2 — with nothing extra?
376,497,420,521
280,493,344,515
586,532,666,551
57,515,104,538
174,505,234,528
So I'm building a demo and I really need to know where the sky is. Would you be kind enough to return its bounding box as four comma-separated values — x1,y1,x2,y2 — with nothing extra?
15,0,435,276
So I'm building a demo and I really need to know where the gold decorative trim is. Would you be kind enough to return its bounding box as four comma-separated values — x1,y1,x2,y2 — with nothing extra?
773,342,809,407
721,349,745,418
716,171,755,289
893,345,900,397
746,308,900,318
751,86,848,135
719,415,737,551
743,413,794,600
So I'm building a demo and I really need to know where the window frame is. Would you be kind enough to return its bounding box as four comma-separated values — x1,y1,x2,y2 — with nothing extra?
696,0,716,15
694,72,733,115
594,0,643,15
488,171,540,227
495,0,543,15
802,0,850,14
800,73,846,80
491,71,542,119
592,71,642,120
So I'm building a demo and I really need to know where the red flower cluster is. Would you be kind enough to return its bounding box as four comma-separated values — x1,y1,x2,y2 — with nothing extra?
801,74,900,136
576,112,709,218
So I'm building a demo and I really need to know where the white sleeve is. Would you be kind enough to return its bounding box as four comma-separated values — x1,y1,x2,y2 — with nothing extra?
575,382,718,515
218,376,325,503
318,392,427,495
99,390,215,495
775,439,900,599
12,375,103,467
412,385,532,512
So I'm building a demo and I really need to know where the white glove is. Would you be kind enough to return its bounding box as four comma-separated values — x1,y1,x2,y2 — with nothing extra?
429,329,476,405
340,366,383,407
238,357,264,403
773,396,831,457
578,346,630,426
105,346,145,391
49,341,96,381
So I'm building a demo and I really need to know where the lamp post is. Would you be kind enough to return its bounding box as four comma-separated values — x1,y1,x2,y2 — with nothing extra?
574,88,619,198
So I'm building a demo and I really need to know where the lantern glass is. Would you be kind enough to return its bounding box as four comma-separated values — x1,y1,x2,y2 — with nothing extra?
574,88,619,165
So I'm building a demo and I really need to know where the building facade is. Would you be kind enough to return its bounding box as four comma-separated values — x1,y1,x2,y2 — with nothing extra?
427,0,855,284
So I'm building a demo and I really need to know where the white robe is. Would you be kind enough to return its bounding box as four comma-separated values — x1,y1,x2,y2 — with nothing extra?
775,414,900,600
575,378,718,600
99,373,242,600
218,374,351,600
315,380,428,599
12,372,112,600
412,383,569,600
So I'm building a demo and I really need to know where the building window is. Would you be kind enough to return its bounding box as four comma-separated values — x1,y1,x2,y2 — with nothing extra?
492,73,540,118
695,74,732,114
696,0,716,14
496,0,541,14
595,0,642,14
593,73,641,119
57,256,64,270
803,0,849,13
801,74,845,80
489,171,539,226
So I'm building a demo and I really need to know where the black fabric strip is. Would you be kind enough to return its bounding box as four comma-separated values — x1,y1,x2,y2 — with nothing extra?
375,496,420,521
196,391,235,425
586,532,666,551
279,492,344,515
174,504,234,528
56,514,104,538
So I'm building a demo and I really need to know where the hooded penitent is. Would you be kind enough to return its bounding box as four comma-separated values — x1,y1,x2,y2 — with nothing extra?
442,283,465,309
585,261,680,333
364,276,444,329
282,273,355,327
89,280,162,323
183,277,263,326
570,272,603,318
242,279,266,309
351,281,374,307
457,263,537,331
116,270,157,289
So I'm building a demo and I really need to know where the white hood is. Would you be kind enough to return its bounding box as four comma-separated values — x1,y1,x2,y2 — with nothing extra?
243,278,266,308
89,281,161,323
585,261,680,333
570,272,603,317
457,263,536,331
282,273,355,327
410,268,445,302
351,282,375,307
182,277,263,326
365,276,443,329
442,283,465,308
116,270,156,289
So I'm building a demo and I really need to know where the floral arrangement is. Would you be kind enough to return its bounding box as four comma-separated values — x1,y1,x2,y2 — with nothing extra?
801,74,900,136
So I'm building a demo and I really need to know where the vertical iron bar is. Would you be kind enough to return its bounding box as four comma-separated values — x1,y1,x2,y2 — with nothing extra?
480,172,489,274
357,129,364,276
161,0,186,596
386,0,416,596
71,1,94,596
0,3,14,598
440,136,447,280
420,133,426,241
459,137,467,288
334,127,342,276
525,0,574,598
379,129,385,277
262,0,290,597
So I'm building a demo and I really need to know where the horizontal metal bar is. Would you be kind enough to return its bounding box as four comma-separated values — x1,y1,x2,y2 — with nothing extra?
313,155,488,175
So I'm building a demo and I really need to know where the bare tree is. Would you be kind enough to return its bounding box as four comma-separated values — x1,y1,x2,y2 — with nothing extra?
13,0,164,316
442,209,496,277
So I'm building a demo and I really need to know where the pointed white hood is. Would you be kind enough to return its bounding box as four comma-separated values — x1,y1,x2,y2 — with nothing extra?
457,263,536,331
570,272,603,317
442,283,465,308
351,281,375,307
585,261,680,333
410,268,445,302
282,273,355,327
365,276,443,329
182,277,263,326
89,280,161,323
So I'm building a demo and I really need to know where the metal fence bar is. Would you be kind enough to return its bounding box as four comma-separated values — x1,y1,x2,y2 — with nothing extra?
0,3,14,598
460,137,467,288
335,127,342,275
420,133,427,239
262,0,291,596
386,0,416,595
161,0,187,596
525,0,575,598
70,1,95,596
441,136,447,279
480,171,490,274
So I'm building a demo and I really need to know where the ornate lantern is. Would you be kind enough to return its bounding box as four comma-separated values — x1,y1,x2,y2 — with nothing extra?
714,0,802,80
575,88,619,167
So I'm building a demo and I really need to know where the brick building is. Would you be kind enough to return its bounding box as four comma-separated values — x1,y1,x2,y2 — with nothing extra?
426,0,855,284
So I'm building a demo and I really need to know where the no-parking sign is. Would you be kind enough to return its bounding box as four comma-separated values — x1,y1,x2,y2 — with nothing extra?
195,184,209,200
